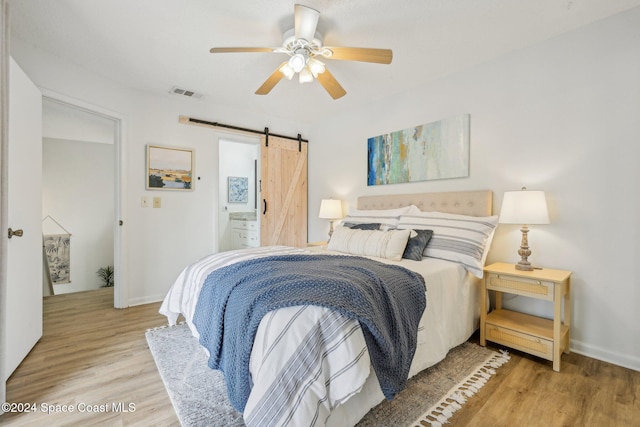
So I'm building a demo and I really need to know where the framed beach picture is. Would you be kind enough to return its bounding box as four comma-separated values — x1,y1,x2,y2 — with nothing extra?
228,176,249,203
146,145,194,190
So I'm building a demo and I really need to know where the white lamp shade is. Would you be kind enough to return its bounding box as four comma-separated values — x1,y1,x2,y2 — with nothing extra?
319,199,343,219
308,58,325,77
288,53,306,73
499,190,550,225
279,63,295,80
298,67,313,84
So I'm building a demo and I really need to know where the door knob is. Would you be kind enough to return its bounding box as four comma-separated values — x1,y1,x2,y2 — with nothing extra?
8,228,23,239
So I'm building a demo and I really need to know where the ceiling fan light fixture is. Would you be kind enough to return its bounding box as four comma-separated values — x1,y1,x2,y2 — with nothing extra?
299,67,313,84
210,4,392,99
279,63,295,80
288,52,307,73
308,58,325,77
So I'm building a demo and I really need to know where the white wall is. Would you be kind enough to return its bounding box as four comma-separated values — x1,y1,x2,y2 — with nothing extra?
308,8,640,370
10,38,308,306
42,137,114,294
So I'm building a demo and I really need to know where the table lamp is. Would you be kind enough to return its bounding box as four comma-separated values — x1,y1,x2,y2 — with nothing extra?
499,188,550,271
318,199,343,240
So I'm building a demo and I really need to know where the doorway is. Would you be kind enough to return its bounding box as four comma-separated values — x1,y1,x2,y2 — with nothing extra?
41,90,127,308
42,98,115,296
218,136,260,252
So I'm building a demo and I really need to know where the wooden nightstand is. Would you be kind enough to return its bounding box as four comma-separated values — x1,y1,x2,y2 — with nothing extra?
306,241,328,251
480,262,572,371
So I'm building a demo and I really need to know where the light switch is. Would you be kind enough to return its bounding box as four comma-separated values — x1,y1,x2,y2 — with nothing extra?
141,197,149,208
153,197,162,208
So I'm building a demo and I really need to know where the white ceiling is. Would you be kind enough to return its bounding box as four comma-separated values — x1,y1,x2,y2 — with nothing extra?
9,0,640,124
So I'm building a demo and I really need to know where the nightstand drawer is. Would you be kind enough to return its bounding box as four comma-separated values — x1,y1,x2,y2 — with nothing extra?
485,323,553,360
486,273,554,301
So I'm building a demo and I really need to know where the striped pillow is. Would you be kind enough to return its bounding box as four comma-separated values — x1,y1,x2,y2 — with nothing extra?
342,205,420,231
328,227,412,261
398,212,498,277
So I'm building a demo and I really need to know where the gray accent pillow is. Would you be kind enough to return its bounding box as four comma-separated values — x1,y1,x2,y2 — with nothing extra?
402,229,433,261
342,222,381,230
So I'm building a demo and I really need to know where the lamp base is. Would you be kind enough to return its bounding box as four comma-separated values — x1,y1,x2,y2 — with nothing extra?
515,224,535,271
327,220,335,242
515,261,534,271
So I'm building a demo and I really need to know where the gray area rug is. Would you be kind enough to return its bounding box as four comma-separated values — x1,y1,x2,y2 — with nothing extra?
146,323,509,427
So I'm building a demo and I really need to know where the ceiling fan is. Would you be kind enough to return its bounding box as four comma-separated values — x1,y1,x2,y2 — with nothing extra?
210,4,393,100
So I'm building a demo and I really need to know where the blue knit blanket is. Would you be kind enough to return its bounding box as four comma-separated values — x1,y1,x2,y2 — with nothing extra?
192,254,427,412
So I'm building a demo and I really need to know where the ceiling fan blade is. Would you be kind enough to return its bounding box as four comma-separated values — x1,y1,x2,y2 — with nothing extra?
316,68,347,100
323,47,393,64
294,4,320,41
255,62,289,95
210,47,276,53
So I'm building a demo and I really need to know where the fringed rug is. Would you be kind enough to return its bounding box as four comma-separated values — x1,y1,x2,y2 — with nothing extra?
146,323,509,427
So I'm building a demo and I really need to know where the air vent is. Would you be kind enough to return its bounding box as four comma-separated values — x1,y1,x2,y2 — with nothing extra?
169,86,203,99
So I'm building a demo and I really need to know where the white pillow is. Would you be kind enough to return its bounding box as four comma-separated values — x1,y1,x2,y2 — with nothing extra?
398,211,498,277
342,205,420,230
327,227,412,261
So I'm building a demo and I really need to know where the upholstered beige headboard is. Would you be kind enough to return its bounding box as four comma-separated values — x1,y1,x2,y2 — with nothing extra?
357,190,493,217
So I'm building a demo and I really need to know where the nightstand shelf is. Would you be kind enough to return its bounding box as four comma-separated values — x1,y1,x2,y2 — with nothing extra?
481,262,572,371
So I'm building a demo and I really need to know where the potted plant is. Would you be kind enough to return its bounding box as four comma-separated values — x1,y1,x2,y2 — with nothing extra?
96,265,114,287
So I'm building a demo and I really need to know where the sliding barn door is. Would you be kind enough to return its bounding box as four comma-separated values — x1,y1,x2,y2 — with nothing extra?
260,135,307,248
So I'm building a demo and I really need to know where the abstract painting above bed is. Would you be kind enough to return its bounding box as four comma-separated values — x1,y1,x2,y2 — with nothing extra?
367,114,470,185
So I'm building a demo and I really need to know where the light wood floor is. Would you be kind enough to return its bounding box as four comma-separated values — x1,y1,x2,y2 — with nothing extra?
3,288,639,426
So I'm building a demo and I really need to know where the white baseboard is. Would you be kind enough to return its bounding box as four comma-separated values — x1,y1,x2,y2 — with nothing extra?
126,294,165,307
571,339,640,372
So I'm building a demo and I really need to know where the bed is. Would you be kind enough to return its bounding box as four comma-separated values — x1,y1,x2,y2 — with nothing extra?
159,190,497,427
